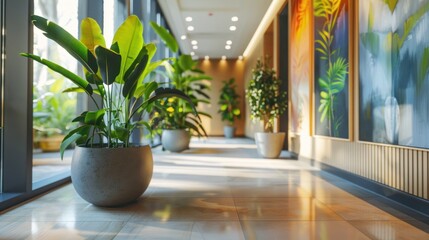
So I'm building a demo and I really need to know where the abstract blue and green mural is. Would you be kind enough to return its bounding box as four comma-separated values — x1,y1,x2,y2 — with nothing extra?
314,0,349,138
359,0,429,148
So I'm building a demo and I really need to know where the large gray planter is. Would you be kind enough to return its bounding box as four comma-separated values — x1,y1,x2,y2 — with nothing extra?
224,126,236,138
162,129,190,152
71,145,153,207
255,132,286,158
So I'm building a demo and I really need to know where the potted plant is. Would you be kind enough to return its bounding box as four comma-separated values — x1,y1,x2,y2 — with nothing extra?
150,54,211,152
33,78,77,152
218,78,241,138
246,59,287,158
22,15,196,206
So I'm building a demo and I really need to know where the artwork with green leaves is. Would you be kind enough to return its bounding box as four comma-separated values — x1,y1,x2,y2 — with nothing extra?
314,0,349,138
359,0,429,148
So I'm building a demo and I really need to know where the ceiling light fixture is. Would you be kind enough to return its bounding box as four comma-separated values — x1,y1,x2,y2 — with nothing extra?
204,56,210,60
192,45,198,50
181,35,187,40
225,45,231,50
238,56,244,60
229,26,237,31
226,40,232,45
187,26,194,31
231,16,239,22
185,16,193,22
221,56,227,60
191,40,198,45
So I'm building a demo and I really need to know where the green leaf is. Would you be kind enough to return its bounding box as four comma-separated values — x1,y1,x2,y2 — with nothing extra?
84,109,105,125
31,15,98,74
63,87,100,95
80,18,106,56
382,0,398,13
320,91,329,99
418,48,429,90
178,54,196,71
112,15,144,83
60,125,91,159
150,21,179,53
95,46,122,85
21,53,93,95
123,48,149,98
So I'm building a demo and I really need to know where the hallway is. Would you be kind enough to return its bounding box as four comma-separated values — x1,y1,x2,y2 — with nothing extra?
0,138,428,239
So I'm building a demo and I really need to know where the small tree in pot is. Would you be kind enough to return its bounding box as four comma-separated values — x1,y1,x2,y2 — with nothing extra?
218,78,241,138
22,15,196,206
246,59,287,158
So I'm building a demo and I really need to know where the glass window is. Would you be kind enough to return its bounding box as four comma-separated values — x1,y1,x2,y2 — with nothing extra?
0,0,4,193
32,0,79,187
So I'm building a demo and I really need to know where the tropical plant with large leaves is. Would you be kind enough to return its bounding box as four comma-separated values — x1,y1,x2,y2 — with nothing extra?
22,15,196,158
218,78,241,125
314,0,348,136
149,22,212,137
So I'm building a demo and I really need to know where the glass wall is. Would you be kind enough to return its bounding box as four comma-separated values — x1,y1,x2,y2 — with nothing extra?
32,0,79,187
0,0,4,193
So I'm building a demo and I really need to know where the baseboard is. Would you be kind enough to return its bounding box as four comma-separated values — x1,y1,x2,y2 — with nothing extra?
300,157,429,218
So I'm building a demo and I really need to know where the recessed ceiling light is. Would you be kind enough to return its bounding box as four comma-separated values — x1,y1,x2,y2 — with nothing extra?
231,16,239,22
187,26,194,31
226,40,232,45
185,16,193,22
221,56,227,60
181,35,187,40
190,52,195,56
191,40,198,45
204,56,210,60
225,45,231,50
229,26,237,31
192,45,198,50
238,55,244,60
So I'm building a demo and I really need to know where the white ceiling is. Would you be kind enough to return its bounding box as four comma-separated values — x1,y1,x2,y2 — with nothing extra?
157,0,272,59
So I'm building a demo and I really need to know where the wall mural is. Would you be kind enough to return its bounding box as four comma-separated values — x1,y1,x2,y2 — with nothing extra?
359,0,429,148
314,0,349,138
290,0,312,135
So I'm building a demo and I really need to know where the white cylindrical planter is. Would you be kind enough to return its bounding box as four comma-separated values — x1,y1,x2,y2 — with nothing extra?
255,132,286,158
224,126,236,138
162,129,191,152
71,145,153,207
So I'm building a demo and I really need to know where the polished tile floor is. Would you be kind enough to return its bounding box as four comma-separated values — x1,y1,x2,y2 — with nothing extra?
1,138,428,239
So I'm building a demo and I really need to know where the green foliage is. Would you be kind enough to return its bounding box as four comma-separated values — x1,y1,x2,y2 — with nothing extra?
218,78,241,125
246,59,287,132
314,0,348,137
383,0,398,13
23,15,196,158
419,48,429,90
151,54,212,137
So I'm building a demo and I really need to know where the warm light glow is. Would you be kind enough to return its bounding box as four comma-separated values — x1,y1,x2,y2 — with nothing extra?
238,55,244,60
226,40,232,45
190,51,195,56
225,45,231,50
221,56,227,60
204,56,210,60
180,35,187,40
185,16,193,22
243,0,283,57
192,45,198,50
187,26,194,31
231,16,239,22
229,26,236,31
191,40,198,45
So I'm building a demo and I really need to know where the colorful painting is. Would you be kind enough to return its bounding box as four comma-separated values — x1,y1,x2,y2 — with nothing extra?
359,0,429,148
314,0,349,138
290,0,312,135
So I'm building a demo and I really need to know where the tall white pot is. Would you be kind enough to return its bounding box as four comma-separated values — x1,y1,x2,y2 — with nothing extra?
255,132,286,158
71,145,153,207
162,129,191,152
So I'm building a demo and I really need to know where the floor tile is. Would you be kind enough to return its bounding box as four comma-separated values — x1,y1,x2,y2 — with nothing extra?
240,220,371,240
350,220,429,240
114,221,245,240
234,197,342,220
129,197,238,221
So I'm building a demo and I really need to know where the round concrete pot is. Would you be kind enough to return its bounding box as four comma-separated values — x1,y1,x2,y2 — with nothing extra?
224,126,236,138
162,129,190,152
71,145,153,207
255,132,286,158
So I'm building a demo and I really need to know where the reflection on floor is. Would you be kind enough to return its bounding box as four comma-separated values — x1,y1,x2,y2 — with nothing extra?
2,137,429,239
